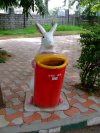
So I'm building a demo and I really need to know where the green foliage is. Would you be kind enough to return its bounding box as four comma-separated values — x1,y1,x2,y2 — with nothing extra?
42,25,82,32
77,25,100,92
34,0,45,16
20,0,45,16
79,0,100,12
0,0,45,16
0,26,37,35
79,0,100,24
0,50,7,55
0,57,6,63
0,25,83,36
82,5,96,17
80,21,90,29
0,0,18,10
57,25,82,31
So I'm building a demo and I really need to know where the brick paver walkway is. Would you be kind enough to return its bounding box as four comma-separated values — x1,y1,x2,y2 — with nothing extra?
0,35,100,132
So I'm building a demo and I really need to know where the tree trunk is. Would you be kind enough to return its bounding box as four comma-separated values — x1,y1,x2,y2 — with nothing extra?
45,0,49,17
0,85,5,108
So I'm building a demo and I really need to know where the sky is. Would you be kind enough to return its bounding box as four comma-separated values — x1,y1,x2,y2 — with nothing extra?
49,0,69,10
48,0,77,14
49,0,65,10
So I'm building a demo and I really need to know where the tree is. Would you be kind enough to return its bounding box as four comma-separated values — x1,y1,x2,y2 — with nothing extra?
0,0,18,10
79,0,100,24
63,0,79,12
63,0,100,24
44,0,50,17
0,0,45,16
49,7,60,16
63,0,100,12
79,0,100,13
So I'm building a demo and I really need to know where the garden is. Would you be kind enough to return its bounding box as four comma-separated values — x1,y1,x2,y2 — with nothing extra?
0,0,100,132
0,23,100,96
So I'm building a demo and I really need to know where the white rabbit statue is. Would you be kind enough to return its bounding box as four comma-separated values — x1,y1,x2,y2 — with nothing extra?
36,23,57,54
29,23,63,103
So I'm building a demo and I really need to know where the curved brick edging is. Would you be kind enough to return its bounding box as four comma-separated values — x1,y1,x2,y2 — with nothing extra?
1,114,100,133
87,116,100,126
0,120,87,133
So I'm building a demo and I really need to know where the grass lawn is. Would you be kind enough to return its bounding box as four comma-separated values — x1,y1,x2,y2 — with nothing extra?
0,25,84,38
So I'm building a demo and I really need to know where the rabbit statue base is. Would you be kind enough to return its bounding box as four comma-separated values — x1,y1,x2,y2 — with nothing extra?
28,94,64,104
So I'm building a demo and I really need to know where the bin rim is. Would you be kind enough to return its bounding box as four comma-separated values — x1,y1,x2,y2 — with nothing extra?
35,54,68,69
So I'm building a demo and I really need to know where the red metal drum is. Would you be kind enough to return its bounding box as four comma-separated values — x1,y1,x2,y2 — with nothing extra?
33,54,68,107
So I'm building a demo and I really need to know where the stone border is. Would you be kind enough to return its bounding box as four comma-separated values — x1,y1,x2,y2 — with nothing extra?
0,112,100,133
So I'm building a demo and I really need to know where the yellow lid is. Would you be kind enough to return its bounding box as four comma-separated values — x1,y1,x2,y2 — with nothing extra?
35,54,68,69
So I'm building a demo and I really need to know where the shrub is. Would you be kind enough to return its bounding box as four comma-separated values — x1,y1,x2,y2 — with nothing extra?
77,25,100,92
0,49,11,63
0,50,7,55
0,57,6,63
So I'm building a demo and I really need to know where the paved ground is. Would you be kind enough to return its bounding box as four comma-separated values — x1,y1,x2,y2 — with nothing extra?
0,35,100,133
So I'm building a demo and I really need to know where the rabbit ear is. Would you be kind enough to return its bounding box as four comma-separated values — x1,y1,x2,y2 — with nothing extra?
50,23,57,34
35,23,46,34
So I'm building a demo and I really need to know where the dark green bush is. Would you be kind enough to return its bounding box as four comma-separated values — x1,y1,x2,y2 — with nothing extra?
0,50,7,55
77,25,100,92
0,57,6,63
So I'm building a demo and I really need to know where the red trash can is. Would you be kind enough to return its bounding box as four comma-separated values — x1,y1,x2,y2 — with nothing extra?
33,54,68,107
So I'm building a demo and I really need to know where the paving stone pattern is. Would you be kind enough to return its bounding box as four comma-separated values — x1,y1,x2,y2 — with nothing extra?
0,36,100,129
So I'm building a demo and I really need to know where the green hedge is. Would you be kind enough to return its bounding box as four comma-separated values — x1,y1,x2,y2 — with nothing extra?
77,25,100,93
